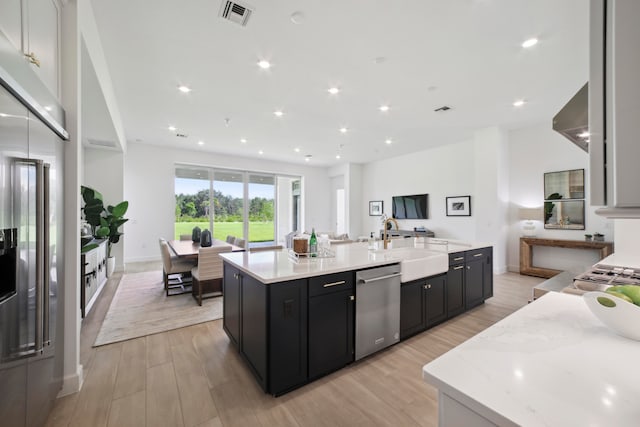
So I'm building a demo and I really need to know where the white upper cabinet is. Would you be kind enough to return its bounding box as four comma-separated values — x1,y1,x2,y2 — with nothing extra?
25,0,60,98
0,0,60,99
0,0,24,51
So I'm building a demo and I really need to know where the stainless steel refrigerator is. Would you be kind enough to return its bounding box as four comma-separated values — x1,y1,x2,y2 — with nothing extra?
0,29,68,426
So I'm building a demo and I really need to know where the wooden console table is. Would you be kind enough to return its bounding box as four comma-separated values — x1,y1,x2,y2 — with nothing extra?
519,237,614,278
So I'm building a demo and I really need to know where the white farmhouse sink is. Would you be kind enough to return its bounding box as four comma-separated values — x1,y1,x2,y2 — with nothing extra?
374,246,449,282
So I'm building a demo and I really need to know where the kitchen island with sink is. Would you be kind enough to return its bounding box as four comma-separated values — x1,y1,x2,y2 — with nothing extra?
220,239,493,395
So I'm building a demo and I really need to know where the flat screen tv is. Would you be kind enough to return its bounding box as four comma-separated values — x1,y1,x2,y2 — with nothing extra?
392,194,429,219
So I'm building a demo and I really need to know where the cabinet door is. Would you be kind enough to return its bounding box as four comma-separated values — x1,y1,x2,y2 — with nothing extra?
26,0,59,97
309,289,354,378
241,274,267,390
400,280,426,339
446,263,465,318
0,0,23,51
482,250,493,299
424,274,447,327
269,280,308,395
222,264,241,348
465,259,484,309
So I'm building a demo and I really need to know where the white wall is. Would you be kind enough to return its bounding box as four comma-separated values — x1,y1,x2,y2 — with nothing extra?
83,147,125,268
507,123,613,274
124,143,332,262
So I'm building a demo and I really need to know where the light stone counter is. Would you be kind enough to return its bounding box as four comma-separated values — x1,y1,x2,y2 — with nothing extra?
220,240,492,284
422,291,640,427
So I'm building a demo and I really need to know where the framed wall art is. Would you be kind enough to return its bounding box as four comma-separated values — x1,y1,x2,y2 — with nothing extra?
369,200,383,216
446,196,471,216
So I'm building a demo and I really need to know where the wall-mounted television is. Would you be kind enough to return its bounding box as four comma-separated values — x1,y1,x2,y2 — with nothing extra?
392,194,429,219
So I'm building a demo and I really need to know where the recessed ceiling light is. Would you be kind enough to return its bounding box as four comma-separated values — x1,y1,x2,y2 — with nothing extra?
385,139,393,145
379,105,390,112
290,11,304,24
240,138,247,143
198,141,204,146
328,87,340,95
339,127,348,133
44,106,53,112
257,60,271,69
522,38,538,48
304,155,312,162
294,147,300,153
258,150,264,155
336,154,341,159
578,131,590,138
274,110,284,117
168,125,176,131
178,85,192,93
513,100,526,107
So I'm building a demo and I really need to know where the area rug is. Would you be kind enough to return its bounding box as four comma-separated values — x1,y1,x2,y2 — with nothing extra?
94,270,222,347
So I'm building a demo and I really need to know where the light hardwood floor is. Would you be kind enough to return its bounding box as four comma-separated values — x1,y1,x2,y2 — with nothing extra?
45,264,544,427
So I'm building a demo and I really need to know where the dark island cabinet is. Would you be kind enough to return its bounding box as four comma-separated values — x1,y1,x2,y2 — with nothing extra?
446,257,465,318
223,264,242,348
400,273,447,339
223,263,308,395
308,272,354,379
464,247,493,310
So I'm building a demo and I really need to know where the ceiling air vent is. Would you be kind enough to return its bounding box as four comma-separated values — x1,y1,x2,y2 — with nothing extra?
219,1,253,27
434,106,451,112
176,133,188,138
87,138,117,148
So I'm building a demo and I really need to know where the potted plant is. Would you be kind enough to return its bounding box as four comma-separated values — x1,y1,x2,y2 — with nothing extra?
81,186,129,276
584,234,593,241
593,232,605,242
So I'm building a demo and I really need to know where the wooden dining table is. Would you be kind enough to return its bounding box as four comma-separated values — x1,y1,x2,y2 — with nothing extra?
167,239,244,259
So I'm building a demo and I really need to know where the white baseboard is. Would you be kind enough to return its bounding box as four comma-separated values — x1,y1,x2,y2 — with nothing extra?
58,364,84,397
507,264,520,273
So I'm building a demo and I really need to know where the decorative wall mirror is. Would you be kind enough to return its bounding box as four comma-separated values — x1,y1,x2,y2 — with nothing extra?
543,169,585,230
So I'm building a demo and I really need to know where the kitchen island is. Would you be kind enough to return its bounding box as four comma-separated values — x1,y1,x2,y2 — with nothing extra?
220,239,493,395
422,291,640,426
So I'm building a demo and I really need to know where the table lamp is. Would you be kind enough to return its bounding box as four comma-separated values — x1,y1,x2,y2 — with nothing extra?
518,207,543,236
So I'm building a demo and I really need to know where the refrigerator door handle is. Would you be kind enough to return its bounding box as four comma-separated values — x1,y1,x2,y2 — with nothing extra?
35,159,44,354
43,163,50,346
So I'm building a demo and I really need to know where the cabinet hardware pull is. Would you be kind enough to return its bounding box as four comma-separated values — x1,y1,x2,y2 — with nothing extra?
349,295,354,301
25,52,41,67
454,257,464,261
453,265,464,270
424,284,431,289
323,280,346,288
473,253,483,257
467,266,471,269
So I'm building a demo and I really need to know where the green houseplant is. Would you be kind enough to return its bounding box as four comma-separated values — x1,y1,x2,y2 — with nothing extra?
81,185,129,276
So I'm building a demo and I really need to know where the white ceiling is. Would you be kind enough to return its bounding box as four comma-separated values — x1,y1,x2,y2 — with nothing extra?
90,0,588,167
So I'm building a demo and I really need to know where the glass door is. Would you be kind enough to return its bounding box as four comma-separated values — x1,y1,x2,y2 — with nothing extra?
212,170,244,243
248,174,275,247
174,166,210,239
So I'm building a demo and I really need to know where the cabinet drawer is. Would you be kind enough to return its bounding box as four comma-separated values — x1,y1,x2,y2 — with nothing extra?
448,252,466,265
465,247,491,262
309,272,353,297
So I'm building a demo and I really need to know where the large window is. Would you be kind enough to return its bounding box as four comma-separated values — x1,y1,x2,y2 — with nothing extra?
174,165,301,247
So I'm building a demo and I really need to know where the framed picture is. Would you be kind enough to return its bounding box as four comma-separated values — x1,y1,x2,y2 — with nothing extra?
369,200,383,216
544,200,585,230
446,196,471,216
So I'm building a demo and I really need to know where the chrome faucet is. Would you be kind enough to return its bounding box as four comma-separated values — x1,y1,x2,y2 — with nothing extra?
382,217,399,249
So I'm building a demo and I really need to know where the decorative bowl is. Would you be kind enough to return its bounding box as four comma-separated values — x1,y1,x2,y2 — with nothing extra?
583,291,640,341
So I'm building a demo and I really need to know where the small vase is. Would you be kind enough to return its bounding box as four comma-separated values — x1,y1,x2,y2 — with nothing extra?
106,257,116,277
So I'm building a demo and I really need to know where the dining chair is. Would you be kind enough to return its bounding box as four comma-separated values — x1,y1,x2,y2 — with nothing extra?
159,238,197,296
191,245,232,305
234,238,246,249
179,234,192,241
226,235,235,244
248,245,283,252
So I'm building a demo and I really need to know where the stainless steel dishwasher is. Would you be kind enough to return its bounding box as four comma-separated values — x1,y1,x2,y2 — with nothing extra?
355,264,402,360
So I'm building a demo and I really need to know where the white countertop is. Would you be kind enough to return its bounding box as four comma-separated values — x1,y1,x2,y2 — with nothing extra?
220,239,491,284
422,292,640,427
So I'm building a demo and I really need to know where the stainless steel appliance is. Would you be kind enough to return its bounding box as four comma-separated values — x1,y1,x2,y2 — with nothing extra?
355,264,401,360
0,30,67,426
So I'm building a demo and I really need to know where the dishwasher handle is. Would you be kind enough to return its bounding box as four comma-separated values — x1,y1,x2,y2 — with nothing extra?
358,272,402,284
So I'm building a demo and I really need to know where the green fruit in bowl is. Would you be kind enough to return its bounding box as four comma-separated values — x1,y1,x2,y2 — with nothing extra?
603,290,634,304
616,285,640,306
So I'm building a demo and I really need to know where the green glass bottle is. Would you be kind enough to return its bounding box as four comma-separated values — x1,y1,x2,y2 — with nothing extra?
309,228,317,257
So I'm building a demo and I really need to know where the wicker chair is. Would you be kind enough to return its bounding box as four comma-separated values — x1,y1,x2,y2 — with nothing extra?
234,238,246,249
179,234,192,241
191,245,232,305
159,239,196,296
225,235,235,244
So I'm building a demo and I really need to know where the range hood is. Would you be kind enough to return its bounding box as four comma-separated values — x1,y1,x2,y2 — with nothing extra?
552,83,589,152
